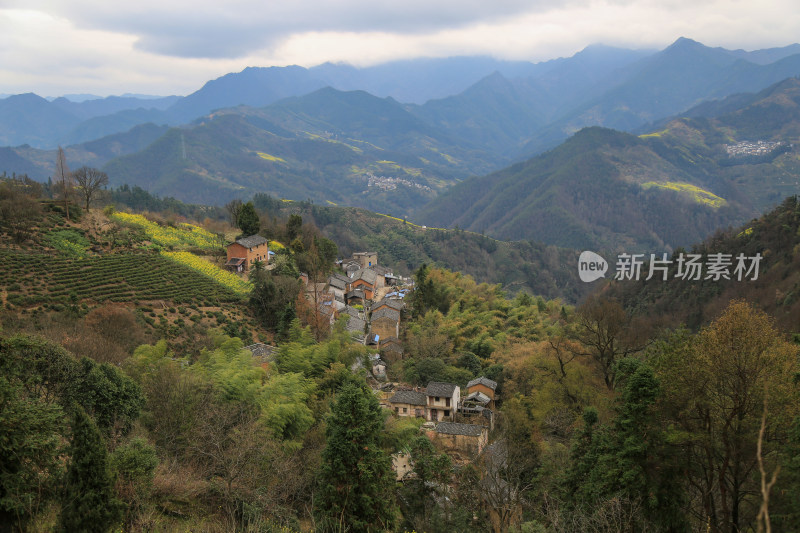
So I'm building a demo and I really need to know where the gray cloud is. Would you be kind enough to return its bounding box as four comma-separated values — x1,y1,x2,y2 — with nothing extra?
13,0,563,59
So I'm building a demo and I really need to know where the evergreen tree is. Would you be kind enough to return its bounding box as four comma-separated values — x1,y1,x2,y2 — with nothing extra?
563,360,687,531
315,382,396,532
0,375,63,529
236,201,260,237
287,214,303,240
58,406,122,533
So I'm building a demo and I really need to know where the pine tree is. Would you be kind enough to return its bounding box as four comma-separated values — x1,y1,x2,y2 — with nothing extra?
315,382,396,532
236,201,260,237
58,406,122,533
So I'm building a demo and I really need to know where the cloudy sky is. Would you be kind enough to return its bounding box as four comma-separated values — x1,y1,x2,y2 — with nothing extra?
1,0,798,97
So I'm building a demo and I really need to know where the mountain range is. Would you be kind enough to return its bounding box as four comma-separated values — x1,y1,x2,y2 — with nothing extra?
3,37,800,251
418,77,800,251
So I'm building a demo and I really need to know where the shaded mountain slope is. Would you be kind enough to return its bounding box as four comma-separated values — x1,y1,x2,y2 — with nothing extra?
607,195,800,332
417,77,800,251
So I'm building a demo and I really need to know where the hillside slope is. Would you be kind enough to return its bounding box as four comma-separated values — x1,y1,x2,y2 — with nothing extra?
418,78,800,251
102,88,502,212
607,195,800,332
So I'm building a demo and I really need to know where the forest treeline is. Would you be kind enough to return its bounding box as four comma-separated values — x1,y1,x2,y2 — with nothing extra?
1,174,800,532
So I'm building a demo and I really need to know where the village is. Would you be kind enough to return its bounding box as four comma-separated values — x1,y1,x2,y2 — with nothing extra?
365,171,434,193
724,139,786,157
225,238,500,479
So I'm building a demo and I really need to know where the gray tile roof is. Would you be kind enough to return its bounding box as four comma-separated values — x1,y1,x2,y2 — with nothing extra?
389,390,427,406
371,307,400,323
328,275,348,290
352,268,378,286
346,289,365,299
235,235,268,249
435,422,484,437
464,391,491,405
467,376,497,391
345,316,366,333
244,343,276,361
371,264,393,276
426,382,458,397
374,298,404,311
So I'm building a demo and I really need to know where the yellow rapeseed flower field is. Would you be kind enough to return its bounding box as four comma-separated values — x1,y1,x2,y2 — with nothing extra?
161,251,251,296
110,212,222,250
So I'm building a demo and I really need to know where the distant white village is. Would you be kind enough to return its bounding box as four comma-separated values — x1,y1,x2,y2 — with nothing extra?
724,139,786,157
365,172,433,192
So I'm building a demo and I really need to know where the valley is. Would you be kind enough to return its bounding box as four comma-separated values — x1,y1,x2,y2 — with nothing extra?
3,35,800,533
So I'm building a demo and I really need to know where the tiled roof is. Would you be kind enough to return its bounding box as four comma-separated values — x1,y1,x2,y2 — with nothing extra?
467,376,497,391
371,307,400,323
426,382,458,397
435,422,484,437
374,298,404,311
235,235,268,249
328,275,348,290
464,391,491,405
244,343,276,360
371,264,393,276
389,390,427,406
346,316,366,333
352,268,378,286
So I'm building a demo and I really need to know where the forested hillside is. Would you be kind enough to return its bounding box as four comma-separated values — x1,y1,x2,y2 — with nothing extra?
2,174,800,532
607,195,800,331
418,77,800,251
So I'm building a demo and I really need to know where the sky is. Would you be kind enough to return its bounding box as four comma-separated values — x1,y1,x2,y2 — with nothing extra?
1,0,799,98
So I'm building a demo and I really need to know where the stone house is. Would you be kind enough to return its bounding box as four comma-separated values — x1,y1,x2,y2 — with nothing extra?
327,273,349,300
426,382,460,422
345,314,366,343
369,307,400,340
226,235,269,272
372,297,404,315
349,268,378,299
466,376,498,410
392,451,413,481
388,390,427,418
429,422,489,457
352,251,378,269
379,336,404,362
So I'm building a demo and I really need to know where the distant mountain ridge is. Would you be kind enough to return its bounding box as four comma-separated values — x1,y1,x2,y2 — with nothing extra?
5,38,800,153
416,77,800,251
99,88,503,212
3,37,800,245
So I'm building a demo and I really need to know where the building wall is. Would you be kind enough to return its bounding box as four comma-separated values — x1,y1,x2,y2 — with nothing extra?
371,317,399,340
392,452,413,481
380,343,404,364
390,402,425,418
468,383,495,400
354,252,378,269
227,242,269,270
351,280,374,299
429,428,488,457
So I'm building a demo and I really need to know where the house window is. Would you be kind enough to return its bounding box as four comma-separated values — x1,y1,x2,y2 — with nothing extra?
435,397,440,402
394,407,399,413
445,397,450,407
444,410,450,417
402,407,407,414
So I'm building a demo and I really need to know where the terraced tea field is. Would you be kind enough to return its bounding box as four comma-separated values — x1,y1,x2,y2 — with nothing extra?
0,250,242,310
